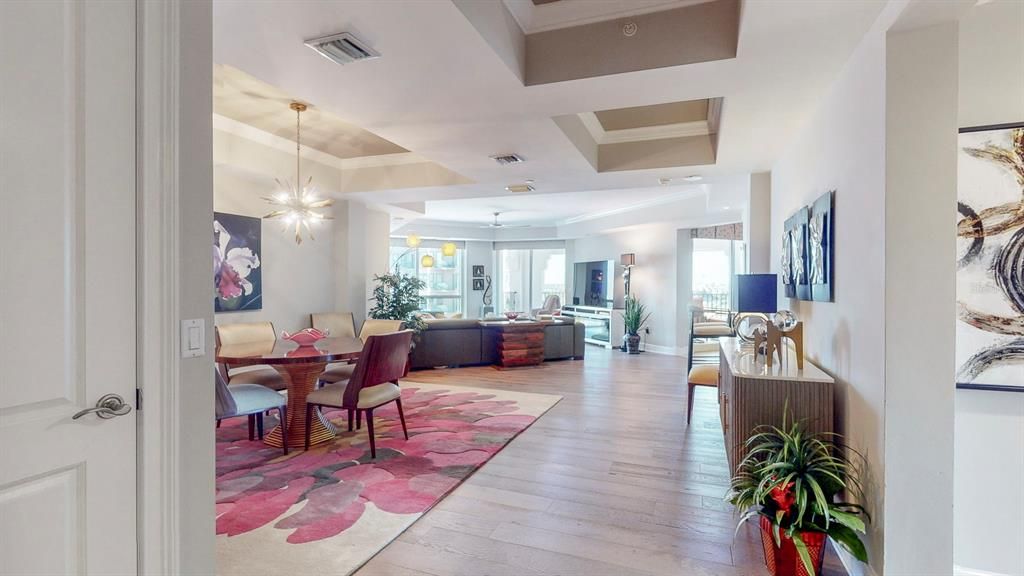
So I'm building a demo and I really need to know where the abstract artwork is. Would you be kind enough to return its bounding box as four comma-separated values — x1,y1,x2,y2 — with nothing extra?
809,191,834,302
783,208,810,300
956,123,1024,391
214,212,263,312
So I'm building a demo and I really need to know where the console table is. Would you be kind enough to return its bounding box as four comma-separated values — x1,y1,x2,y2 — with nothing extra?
718,337,834,475
481,321,546,369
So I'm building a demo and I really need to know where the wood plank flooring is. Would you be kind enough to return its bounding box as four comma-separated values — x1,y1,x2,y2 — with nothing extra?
355,347,846,576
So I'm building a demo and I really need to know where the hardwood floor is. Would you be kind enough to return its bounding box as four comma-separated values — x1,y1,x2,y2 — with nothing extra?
356,347,846,576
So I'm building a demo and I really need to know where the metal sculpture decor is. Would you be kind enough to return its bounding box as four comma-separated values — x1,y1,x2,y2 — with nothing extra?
781,191,834,302
956,122,1024,393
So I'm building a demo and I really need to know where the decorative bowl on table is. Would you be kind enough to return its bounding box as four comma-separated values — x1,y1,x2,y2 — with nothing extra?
281,327,329,347
504,311,521,322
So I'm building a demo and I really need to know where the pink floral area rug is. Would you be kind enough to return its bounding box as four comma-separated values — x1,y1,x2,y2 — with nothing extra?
215,381,560,575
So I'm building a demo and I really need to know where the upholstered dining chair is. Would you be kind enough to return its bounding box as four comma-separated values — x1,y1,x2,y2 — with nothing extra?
215,322,287,391
214,369,289,455
358,319,404,341
686,364,719,426
304,330,413,457
311,312,356,338
312,312,360,386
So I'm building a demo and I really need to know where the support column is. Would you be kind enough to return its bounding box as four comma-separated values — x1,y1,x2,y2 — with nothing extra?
883,20,958,574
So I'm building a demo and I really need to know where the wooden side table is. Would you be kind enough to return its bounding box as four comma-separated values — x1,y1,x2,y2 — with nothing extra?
482,321,545,369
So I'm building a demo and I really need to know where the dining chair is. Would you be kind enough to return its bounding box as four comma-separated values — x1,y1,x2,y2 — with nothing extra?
686,364,719,426
304,330,413,457
311,312,356,338
214,368,289,455
312,312,359,386
215,322,287,391
359,319,404,341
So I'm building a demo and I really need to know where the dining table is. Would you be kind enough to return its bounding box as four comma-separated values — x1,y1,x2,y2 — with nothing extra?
216,336,364,449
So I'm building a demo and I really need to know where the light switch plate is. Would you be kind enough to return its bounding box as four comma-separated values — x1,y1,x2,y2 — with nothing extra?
181,318,205,358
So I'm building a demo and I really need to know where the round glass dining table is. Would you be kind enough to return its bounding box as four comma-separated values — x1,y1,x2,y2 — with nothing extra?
216,337,363,449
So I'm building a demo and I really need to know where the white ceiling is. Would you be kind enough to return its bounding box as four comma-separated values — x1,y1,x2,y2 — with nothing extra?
212,0,886,228
418,183,706,226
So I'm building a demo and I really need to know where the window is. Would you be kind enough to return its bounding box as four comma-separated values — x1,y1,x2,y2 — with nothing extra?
692,238,747,311
389,242,464,315
495,247,566,313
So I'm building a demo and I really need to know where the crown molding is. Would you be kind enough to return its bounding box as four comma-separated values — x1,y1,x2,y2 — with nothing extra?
578,112,710,144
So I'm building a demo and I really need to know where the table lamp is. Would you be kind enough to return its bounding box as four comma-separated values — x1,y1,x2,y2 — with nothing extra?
733,274,777,343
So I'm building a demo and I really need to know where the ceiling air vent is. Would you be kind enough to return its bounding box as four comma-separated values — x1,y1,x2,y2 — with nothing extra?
490,154,524,166
305,32,380,65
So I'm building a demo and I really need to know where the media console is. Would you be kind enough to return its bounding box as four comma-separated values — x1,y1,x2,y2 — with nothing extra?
560,305,624,349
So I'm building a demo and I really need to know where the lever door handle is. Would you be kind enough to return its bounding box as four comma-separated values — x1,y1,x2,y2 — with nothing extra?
72,393,132,420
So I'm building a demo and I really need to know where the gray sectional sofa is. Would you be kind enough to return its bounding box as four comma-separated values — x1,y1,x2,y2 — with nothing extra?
409,318,585,370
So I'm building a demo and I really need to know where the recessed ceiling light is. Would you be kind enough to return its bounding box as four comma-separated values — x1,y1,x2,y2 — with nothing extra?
683,175,703,182
659,177,672,185
722,205,731,210
506,184,535,193
525,179,535,184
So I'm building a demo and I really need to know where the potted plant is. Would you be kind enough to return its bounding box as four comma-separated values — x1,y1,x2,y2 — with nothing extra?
728,417,869,576
368,272,427,334
621,295,650,354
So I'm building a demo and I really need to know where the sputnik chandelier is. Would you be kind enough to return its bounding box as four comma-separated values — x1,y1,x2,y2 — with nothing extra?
263,101,333,244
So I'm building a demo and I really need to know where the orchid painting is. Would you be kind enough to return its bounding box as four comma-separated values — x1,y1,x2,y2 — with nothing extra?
214,212,263,312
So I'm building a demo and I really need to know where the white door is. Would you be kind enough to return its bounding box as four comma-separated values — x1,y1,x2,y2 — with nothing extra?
0,1,138,574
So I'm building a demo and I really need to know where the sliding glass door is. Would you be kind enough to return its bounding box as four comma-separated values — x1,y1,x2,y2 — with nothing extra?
692,238,747,312
495,247,566,314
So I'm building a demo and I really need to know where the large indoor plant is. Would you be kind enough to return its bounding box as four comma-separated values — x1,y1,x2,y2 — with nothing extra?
368,272,427,333
621,295,651,354
728,417,869,576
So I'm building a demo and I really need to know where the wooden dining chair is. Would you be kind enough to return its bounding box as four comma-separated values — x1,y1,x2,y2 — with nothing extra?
304,330,413,457
215,322,286,391
214,368,289,455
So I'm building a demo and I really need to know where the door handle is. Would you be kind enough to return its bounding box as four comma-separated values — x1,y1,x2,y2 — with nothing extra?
72,393,132,420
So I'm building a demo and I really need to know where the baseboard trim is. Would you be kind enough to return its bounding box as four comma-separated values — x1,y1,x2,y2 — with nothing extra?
954,565,1012,576
835,543,879,576
643,344,685,356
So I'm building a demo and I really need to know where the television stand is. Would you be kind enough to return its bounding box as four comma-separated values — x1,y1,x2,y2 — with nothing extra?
560,305,624,349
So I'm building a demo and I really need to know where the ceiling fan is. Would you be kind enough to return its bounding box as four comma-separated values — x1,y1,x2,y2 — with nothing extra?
481,212,530,229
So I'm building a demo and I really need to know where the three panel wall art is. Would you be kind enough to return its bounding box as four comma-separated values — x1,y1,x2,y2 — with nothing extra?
781,190,834,302
956,123,1024,392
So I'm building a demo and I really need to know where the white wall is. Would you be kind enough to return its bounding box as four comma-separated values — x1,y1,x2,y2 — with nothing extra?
955,2,1024,574
568,223,681,353
770,16,888,572
465,240,494,318
214,167,336,334
746,172,772,274
771,4,967,573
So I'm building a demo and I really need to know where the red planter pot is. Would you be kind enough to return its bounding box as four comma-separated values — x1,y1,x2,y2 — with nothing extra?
759,516,827,576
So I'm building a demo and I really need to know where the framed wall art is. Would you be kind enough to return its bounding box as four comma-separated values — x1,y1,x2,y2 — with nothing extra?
955,122,1024,393
214,212,263,312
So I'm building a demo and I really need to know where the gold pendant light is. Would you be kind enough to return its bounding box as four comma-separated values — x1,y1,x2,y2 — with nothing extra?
263,102,334,244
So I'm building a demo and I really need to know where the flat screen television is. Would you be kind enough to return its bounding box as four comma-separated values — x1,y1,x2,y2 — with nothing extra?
571,260,617,308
